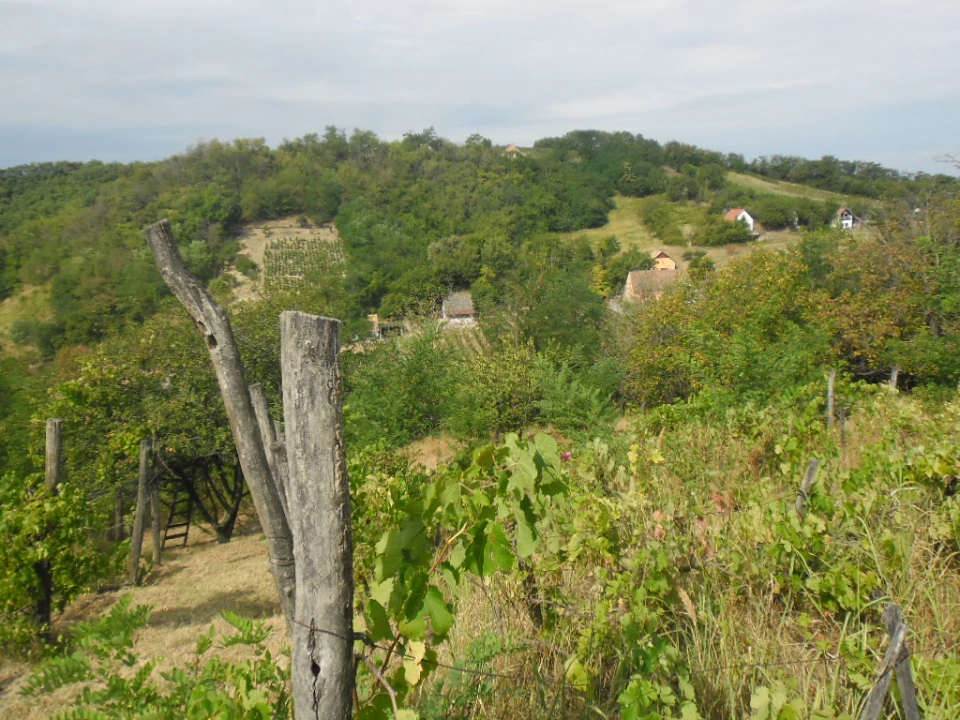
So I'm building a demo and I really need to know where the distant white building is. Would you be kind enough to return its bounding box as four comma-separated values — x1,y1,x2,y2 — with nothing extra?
724,208,755,232
835,207,863,230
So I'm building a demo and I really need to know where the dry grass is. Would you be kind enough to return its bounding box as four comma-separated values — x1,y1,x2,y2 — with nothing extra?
407,434,463,472
0,517,286,719
558,195,656,250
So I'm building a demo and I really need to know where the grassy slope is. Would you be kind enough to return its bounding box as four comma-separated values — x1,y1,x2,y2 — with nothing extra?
727,171,862,205
0,284,52,357
4,394,959,717
560,195,774,271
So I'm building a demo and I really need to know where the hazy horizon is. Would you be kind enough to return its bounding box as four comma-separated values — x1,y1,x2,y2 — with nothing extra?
2,0,958,175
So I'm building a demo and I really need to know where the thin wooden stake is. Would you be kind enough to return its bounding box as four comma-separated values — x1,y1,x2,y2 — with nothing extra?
890,366,900,390
839,407,847,450
250,383,291,523
44,418,63,492
795,458,820,517
114,488,125,542
884,605,920,720
826,369,836,428
36,419,63,642
860,603,920,720
281,311,354,720
129,439,152,585
150,474,162,567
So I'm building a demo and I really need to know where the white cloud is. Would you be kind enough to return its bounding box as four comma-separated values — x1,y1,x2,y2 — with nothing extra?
0,0,958,171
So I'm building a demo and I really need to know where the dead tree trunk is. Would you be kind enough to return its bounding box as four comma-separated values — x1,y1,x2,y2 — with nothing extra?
281,311,354,720
129,439,152,585
145,220,295,626
35,418,63,642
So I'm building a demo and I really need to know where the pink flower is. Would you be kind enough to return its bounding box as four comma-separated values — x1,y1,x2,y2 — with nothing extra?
561,451,572,462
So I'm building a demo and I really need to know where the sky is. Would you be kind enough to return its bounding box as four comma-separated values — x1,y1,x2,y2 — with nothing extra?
1,0,958,174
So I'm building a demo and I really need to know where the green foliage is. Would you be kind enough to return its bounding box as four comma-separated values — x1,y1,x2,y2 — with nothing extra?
345,328,455,448
24,596,291,719
353,433,567,717
692,213,754,246
639,197,685,246
0,474,121,652
606,247,655,289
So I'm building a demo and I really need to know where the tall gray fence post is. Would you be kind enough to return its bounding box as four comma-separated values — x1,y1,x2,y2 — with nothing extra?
281,311,354,720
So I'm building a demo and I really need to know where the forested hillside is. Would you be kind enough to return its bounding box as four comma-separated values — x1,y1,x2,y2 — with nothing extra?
1,130,959,719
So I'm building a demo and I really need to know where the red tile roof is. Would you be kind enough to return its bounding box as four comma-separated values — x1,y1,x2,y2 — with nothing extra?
724,208,746,222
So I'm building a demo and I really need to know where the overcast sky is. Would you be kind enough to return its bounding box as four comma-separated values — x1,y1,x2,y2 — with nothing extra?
1,0,958,173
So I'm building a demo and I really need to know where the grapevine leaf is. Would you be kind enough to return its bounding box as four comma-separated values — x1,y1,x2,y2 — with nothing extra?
422,586,454,639
376,531,403,580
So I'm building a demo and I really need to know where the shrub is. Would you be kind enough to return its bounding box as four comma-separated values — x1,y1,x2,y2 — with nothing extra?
639,197,685,246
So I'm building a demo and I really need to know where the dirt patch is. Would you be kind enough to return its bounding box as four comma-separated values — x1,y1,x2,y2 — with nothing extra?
406,434,463,472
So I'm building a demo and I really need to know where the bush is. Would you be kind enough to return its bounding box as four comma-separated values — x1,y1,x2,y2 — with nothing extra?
533,356,619,433
234,255,259,278
639,196,685,246
344,328,455,448
693,214,754,246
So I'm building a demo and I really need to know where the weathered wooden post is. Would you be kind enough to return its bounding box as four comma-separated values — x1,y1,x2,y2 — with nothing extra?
826,369,836,428
45,419,63,492
146,220,296,626
129,439,152,585
889,366,900,390
281,311,354,720
150,474,162,567
860,603,920,720
250,383,291,522
35,418,63,642
795,458,820,518
114,488,126,542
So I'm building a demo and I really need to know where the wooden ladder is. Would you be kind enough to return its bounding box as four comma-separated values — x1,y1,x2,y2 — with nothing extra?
161,489,193,549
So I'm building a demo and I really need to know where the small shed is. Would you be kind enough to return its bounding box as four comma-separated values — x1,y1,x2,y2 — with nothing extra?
441,291,477,324
651,250,677,271
624,269,678,302
505,144,520,158
724,208,755,232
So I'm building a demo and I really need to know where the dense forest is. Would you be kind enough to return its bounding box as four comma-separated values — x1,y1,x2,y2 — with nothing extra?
2,129,960,719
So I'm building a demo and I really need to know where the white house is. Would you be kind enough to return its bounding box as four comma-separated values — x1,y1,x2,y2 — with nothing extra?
835,207,863,230
723,208,755,232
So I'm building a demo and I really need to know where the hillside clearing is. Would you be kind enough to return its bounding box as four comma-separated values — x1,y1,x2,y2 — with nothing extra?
225,217,343,302
727,171,862,204
0,284,51,358
560,195,803,272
